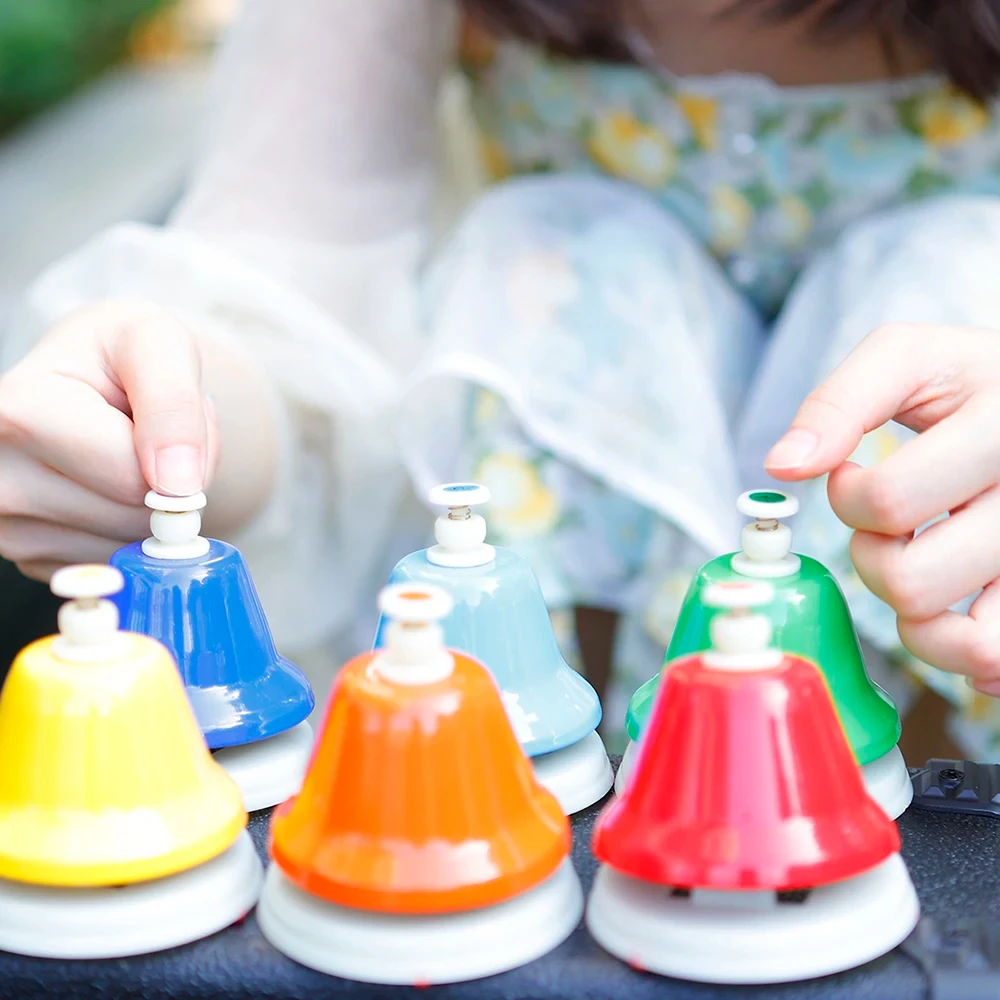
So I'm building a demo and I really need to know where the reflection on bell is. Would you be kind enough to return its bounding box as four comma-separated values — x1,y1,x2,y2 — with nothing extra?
588,581,920,984
0,566,262,959
258,583,583,985
373,483,612,814
110,491,315,811
619,489,911,818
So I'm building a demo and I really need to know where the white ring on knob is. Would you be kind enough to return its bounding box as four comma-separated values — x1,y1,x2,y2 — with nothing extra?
378,583,454,625
736,489,799,521
703,580,775,610
51,565,124,600
428,483,492,508
144,490,207,513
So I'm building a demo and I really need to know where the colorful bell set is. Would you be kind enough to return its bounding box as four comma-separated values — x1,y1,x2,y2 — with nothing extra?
110,491,315,811
618,488,912,819
258,583,583,984
0,565,262,959
587,580,920,983
373,483,613,814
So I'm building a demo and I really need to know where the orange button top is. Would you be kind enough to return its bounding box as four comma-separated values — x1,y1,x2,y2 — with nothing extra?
270,649,570,914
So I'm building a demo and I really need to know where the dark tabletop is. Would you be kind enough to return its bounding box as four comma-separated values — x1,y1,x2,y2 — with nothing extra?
2,760,999,1000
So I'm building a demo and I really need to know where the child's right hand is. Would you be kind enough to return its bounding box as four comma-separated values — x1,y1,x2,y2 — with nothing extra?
765,321,1000,692
0,301,216,581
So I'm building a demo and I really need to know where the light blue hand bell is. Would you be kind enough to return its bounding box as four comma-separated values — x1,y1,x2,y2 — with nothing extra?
110,491,315,812
373,483,613,814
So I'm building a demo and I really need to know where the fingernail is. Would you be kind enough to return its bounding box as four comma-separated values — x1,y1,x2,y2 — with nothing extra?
154,445,203,496
765,428,819,470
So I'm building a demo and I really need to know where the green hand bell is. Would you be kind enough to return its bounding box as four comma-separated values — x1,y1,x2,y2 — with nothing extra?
617,489,912,819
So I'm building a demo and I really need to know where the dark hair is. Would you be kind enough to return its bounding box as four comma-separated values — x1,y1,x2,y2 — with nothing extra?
459,0,1000,100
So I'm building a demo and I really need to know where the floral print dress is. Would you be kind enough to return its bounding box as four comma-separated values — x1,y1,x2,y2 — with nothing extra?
408,25,1000,755
461,29,1000,318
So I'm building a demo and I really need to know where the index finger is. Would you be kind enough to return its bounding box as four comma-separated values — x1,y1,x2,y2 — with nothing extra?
764,323,976,481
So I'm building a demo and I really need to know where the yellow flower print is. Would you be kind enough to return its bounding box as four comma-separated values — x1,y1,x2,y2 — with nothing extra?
474,453,560,539
587,111,677,188
710,186,754,253
849,426,902,466
643,571,695,648
871,427,902,463
479,136,511,181
472,389,502,428
968,691,993,723
775,194,812,248
676,93,719,150
918,88,988,147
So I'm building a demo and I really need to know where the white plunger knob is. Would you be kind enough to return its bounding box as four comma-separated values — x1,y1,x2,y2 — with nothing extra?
426,482,496,568
142,490,211,560
51,564,124,601
703,581,781,670
51,565,125,660
731,489,801,579
374,583,455,685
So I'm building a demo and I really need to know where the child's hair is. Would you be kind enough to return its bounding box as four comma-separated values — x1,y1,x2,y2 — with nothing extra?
459,0,1000,100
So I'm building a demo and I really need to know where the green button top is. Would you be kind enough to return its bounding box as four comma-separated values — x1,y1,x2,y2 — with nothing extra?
737,489,799,521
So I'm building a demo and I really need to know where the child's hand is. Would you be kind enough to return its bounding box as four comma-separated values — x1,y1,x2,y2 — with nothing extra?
0,301,216,581
765,322,1000,694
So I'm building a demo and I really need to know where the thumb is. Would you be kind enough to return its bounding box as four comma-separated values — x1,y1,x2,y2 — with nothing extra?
109,314,208,497
764,323,959,481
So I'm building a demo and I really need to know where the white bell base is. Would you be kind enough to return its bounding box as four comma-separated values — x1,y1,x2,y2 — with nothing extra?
212,721,314,812
586,853,919,984
616,739,913,819
0,830,262,960
863,744,913,820
258,857,583,985
532,730,613,814
613,738,639,795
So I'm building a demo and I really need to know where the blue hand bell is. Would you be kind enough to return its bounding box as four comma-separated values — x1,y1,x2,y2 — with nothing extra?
373,483,613,814
110,491,315,811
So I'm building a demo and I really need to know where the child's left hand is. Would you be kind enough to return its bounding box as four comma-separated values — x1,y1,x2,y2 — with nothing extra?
764,322,1000,695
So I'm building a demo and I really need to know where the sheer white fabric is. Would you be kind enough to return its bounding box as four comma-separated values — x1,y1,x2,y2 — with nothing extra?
10,0,1000,709
2,0,464,678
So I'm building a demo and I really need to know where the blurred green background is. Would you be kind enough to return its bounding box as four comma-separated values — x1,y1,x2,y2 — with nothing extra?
0,0,170,137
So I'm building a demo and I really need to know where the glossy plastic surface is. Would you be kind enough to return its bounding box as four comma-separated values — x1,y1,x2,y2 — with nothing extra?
626,553,901,764
270,649,570,914
373,548,601,756
110,540,314,749
0,632,246,886
597,652,900,890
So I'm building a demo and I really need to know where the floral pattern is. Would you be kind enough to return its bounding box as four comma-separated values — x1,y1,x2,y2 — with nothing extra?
446,28,1000,756
460,37,1000,317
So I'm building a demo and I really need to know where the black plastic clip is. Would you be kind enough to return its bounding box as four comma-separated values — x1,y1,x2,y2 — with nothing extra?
903,918,1000,999
909,759,1000,818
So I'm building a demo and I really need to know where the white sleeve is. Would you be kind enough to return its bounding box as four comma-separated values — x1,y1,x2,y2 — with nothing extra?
3,0,460,664
172,0,458,355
